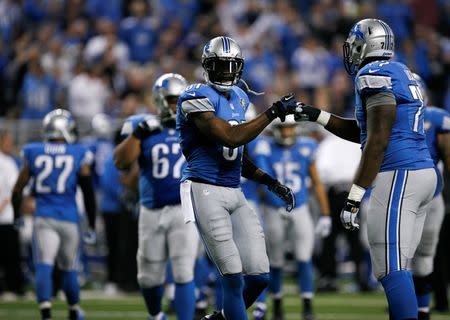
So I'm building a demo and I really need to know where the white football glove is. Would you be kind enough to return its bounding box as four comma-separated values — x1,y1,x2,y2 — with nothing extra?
340,199,360,230
83,228,97,245
315,215,332,237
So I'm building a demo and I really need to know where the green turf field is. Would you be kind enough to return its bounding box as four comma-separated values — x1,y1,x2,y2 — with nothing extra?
1,290,449,320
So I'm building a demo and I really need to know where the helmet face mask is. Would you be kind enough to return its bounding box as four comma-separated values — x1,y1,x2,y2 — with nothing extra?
152,73,187,126
202,36,244,92
43,109,77,143
343,19,395,75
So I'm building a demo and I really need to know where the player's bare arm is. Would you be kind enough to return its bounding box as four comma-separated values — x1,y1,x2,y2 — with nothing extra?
294,104,360,143
309,162,330,216
437,132,450,172
77,164,97,230
114,135,141,169
353,104,396,189
11,164,31,221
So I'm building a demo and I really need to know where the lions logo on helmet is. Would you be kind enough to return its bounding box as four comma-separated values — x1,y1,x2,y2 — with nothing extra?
43,109,78,143
343,18,395,75
202,36,244,92
152,73,188,126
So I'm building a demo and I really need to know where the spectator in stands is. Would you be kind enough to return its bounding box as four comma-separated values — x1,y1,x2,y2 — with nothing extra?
119,0,158,65
0,128,24,299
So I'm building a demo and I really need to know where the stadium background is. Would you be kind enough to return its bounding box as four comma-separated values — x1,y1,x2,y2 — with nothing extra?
0,0,449,319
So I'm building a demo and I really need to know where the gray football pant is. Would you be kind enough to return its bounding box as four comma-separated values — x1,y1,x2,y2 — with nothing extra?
367,168,437,279
261,204,314,267
33,217,80,271
137,205,198,287
189,181,269,275
411,193,445,276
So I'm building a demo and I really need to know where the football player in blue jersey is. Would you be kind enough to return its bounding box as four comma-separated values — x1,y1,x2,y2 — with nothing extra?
295,19,438,320
12,109,97,320
177,36,297,320
252,115,331,320
411,74,450,320
114,73,198,320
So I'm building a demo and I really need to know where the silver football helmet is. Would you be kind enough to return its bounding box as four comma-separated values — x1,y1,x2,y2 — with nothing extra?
202,36,244,92
343,19,395,75
91,113,112,139
152,73,187,125
271,114,299,146
43,109,77,143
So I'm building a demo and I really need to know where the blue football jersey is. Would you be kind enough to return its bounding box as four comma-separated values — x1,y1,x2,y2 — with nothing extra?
254,137,317,208
81,137,114,188
177,84,249,188
240,136,263,202
121,115,185,209
354,60,433,171
22,142,93,223
424,106,450,165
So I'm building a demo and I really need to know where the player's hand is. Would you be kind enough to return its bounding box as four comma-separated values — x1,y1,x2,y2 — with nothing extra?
340,199,360,230
294,103,322,122
315,215,332,237
268,182,295,212
132,118,162,140
83,229,97,245
266,93,297,122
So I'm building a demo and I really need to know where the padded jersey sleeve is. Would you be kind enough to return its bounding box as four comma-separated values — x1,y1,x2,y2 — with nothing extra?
179,84,217,117
356,62,394,98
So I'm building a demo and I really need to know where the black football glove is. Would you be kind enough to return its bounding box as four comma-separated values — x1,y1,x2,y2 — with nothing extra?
132,118,162,140
265,93,298,122
340,199,360,230
294,103,321,122
268,182,296,212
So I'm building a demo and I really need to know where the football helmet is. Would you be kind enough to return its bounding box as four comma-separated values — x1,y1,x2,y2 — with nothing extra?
43,109,77,143
91,113,112,139
271,114,298,146
152,73,187,125
202,36,244,92
343,19,395,75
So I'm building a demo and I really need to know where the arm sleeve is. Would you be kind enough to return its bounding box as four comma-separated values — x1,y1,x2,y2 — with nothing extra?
365,92,396,109
356,73,394,98
78,174,96,229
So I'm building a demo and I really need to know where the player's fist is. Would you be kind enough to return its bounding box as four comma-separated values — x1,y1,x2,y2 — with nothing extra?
340,199,360,230
315,215,332,237
268,182,296,212
266,93,297,122
83,228,97,245
294,103,321,122
132,117,162,140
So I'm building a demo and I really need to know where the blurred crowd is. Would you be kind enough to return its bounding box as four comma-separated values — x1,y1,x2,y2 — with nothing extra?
0,0,448,129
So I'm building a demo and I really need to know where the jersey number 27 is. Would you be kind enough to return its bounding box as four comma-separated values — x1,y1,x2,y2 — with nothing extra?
35,155,74,193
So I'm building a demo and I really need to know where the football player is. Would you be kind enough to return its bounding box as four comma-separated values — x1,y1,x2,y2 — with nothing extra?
412,74,450,320
177,36,296,320
253,115,331,320
114,73,198,320
295,19,437,320
12,109,97,320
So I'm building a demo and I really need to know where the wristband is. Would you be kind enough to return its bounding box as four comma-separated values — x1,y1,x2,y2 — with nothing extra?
316,111,331,126
348,184,366,202
264,106,278,121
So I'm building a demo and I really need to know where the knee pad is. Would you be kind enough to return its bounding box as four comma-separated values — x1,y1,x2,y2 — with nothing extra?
413,274,433,296
412,255,434,277
172,257,194,284
137,258,165,288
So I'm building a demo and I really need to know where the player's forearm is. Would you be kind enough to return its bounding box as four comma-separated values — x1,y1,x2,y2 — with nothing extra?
324,115,361,143
241,153,277,185
11,189,22,220
113,136,141,169
78,174,97,229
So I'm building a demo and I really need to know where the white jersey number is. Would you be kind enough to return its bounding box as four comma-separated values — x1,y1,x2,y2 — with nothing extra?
35,155,74,193
273,161,302,193
152,143,185,179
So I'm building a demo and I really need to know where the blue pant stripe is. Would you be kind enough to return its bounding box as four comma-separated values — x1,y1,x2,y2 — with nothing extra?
387,170,407,273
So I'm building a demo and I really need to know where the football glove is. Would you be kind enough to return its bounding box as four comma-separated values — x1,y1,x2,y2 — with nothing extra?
294,103,321,122
83,228,97,245
132,118,162,140
265,93,297,122
340,199,360,230
315,215,332,237
268,182,295,212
